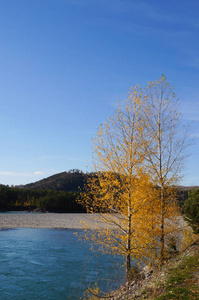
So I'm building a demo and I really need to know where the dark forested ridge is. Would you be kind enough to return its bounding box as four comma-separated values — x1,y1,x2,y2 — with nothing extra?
0,185,85,213
23,169,87,192
0,170,88,212
0,170,198,213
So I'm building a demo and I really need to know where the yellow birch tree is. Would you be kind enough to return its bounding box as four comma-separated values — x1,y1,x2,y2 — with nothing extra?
79,90,159,276
140,76,188,264
79,77,188,284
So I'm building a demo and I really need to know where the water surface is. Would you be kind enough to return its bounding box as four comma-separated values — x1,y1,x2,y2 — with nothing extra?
0,228,124,299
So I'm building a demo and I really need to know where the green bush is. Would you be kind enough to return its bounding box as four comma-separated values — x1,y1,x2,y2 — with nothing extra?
184,189,199,234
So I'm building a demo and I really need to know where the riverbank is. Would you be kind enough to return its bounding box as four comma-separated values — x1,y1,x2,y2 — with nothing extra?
0,212,186,231
100,238,199,300
0,213,107,229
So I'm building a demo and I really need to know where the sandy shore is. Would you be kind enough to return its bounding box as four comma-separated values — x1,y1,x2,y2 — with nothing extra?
0,213,106,229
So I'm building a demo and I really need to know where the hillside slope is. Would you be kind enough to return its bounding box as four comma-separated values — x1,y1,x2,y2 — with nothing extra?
107,238,199,300
23,170,88,192
23,171,198,195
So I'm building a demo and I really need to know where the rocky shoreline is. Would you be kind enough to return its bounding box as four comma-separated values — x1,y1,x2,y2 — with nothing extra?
104,239,199,299
0,212,106,229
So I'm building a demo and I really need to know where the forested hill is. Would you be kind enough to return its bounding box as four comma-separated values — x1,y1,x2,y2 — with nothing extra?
22,170,198,202
0,170,89,212
0,170,197,212
23,170,88,192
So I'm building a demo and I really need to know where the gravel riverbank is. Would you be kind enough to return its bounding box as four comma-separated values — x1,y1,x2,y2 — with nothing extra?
0,213,106,229
0,213,186,231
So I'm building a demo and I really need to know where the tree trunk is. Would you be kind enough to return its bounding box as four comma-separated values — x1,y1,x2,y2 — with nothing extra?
126,251,131,274
126,212,132,278
159,186,165,266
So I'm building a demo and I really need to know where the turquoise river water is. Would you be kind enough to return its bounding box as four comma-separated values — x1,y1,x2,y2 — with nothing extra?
0,227,125,299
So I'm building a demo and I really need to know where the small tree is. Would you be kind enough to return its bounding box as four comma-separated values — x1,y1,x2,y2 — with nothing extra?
140,76,188,264
79,89,160,277
184,189,199,234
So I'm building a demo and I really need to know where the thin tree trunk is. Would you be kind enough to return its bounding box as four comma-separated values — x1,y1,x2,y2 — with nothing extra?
160,186,165,265
158,108,165,266
126,211,132,277
126,250,131,274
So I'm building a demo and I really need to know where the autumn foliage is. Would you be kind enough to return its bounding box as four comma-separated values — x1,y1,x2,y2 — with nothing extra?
79,76,188,276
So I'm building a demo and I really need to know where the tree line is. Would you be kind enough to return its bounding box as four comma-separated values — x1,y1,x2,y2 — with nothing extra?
0,185,85,212
0,177,190,214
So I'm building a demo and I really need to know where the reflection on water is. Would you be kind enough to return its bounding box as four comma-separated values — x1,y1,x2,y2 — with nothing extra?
0,228,125,300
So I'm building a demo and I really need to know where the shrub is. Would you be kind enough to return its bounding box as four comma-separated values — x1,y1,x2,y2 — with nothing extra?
127,264,143,282
184,189,199,234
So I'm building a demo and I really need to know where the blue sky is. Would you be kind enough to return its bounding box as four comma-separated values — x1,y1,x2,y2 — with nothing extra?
0,0,199,186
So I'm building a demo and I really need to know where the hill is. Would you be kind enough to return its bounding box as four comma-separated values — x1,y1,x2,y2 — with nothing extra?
0,170,90,212
23,170,198,194
23,169,88,192
23,171,199,210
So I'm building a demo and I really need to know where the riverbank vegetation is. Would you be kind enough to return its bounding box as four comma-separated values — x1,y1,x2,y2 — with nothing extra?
79,77,199,299
86,235,199,300
77,76,198,300
79,77,190,279
184,188,199,234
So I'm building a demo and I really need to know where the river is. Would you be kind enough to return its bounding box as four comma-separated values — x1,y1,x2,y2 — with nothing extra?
0,226,124,299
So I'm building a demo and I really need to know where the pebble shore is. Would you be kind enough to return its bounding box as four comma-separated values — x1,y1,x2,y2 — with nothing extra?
0,213,186,231
0,213,106,229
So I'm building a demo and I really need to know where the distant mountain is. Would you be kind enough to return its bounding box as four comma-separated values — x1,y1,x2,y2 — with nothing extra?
23,169,88,192
24,169,198,191
23,170,198,206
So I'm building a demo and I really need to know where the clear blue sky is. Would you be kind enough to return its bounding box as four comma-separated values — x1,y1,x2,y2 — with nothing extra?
0,0,199,186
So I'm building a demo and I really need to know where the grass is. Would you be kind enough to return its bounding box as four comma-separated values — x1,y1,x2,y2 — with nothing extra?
154,252,199,300
85,238,199,300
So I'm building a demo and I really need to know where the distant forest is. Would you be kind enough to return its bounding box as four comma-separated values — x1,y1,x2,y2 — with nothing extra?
0,169,196,213
0,170,88,212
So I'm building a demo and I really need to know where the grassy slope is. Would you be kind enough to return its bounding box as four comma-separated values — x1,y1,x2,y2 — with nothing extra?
102,238,199,300
133,239,199,300
152,253,199,300
154,252,199,299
